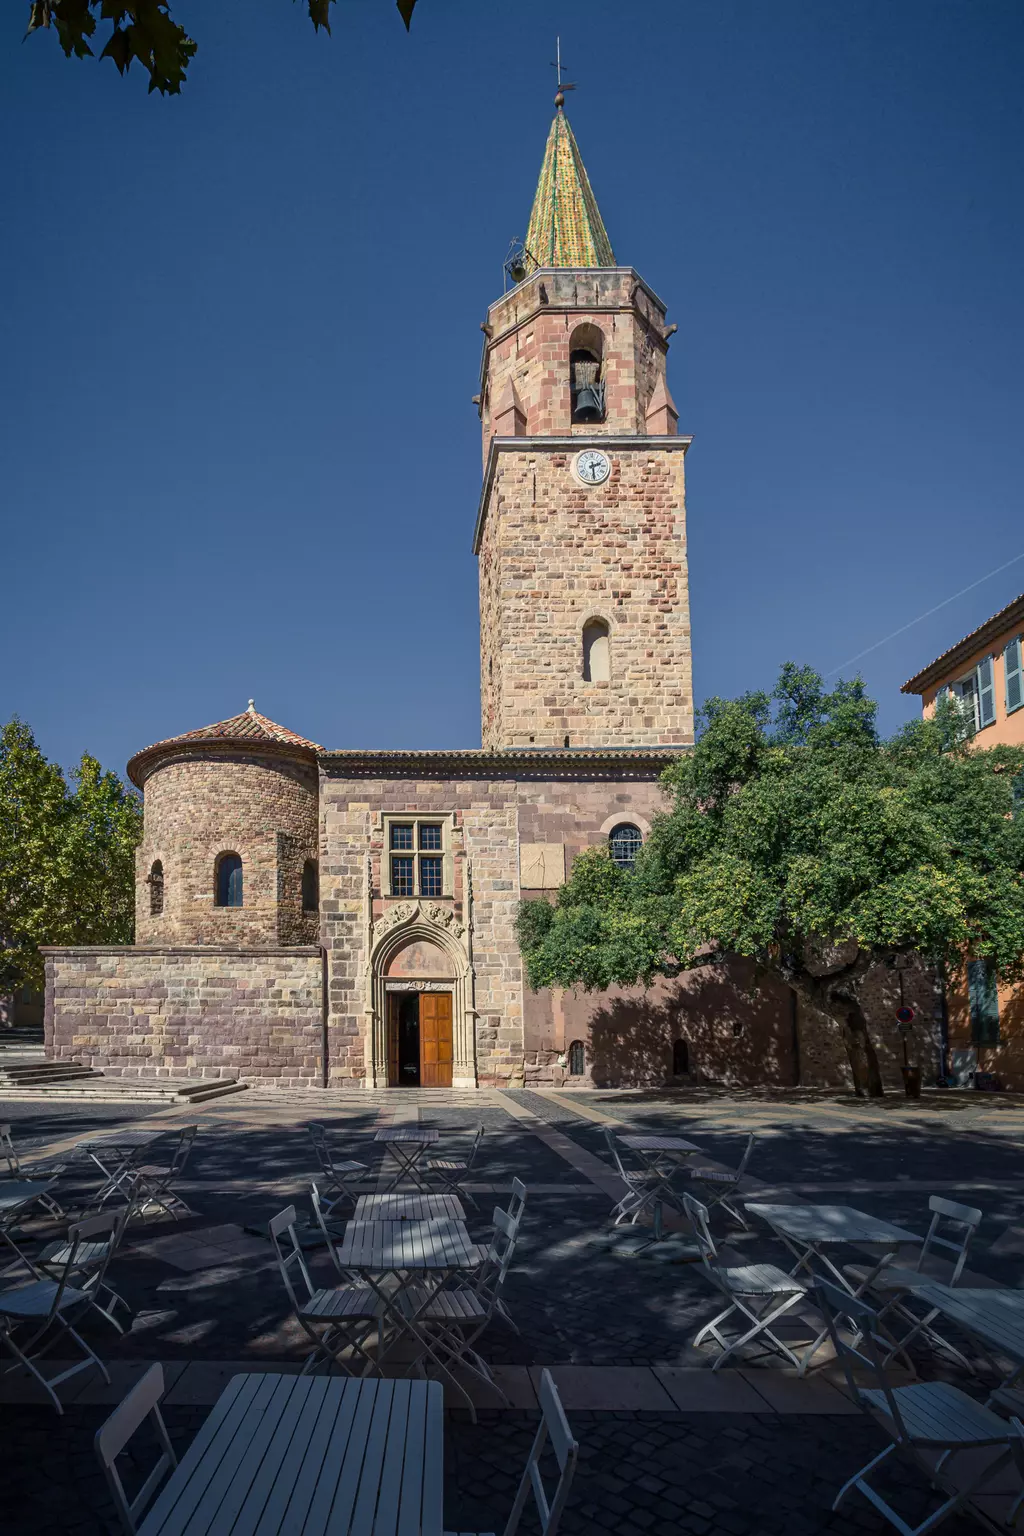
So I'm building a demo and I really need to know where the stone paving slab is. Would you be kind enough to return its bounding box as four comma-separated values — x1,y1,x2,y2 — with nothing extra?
653,1365,773,1411
0,1358,861,1412
529,1364,679,1410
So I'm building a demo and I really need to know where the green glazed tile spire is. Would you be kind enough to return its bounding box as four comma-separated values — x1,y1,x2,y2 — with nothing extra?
524,108,615,271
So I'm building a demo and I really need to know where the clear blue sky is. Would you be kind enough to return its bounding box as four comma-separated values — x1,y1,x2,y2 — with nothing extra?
2,1,1022,777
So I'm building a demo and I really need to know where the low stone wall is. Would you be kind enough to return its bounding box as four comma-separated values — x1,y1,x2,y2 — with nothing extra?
44,946,322,1088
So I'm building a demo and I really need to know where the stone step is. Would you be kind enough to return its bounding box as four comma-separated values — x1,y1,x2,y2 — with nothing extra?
0,1066,247,1103
0,1061,100,1086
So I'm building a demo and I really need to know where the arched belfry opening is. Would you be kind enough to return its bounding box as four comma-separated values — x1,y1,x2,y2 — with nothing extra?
569,322,605,423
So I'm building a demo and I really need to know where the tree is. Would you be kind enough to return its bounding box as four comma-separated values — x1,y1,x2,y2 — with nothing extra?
25,1,418,96
516,665,1024,1097
0,719,142,997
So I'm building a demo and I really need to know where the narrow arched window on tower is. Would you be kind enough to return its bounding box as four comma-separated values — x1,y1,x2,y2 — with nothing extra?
215,852,243,908
582,619,610,682
301,858,319,913
149,860,164,917
609,823,643,870
567,1040,586,1076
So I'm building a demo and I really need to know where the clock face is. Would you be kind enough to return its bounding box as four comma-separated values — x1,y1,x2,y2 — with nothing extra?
574,449,611,486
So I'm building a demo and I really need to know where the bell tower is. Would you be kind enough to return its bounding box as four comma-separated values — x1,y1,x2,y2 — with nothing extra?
474,101,694,751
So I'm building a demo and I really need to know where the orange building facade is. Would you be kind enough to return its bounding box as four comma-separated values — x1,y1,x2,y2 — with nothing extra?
903,592,1024,1088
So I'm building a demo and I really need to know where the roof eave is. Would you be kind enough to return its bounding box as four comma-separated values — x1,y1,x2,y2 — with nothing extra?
901,593,1024,694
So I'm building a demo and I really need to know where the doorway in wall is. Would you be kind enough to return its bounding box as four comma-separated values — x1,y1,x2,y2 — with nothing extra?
386,992,453,1088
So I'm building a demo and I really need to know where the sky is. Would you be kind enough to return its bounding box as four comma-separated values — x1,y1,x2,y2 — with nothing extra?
2,0,1022,777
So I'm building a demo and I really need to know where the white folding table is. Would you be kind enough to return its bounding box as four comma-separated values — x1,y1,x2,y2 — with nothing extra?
137,1372,443,1536
618,1134,702,1227
76,1129,168,1209
335,1218,485,1416
745,1203,923,1372
373,1128,440,1194
354,1193,465,1223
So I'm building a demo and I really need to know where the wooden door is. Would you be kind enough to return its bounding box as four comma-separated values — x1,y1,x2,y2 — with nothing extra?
419,992,453,1088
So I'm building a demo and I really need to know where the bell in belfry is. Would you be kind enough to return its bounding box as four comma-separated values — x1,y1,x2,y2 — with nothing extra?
571,354,605,422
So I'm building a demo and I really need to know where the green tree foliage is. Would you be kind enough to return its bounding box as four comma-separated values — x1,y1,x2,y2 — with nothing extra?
0,719,142,994
516,665,1024,1096
24,1,418,95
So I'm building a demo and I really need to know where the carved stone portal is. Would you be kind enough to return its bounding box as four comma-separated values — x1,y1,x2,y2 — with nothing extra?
366,900,477,1089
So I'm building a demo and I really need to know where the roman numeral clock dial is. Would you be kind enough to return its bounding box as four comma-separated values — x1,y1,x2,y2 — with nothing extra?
572,449,611,486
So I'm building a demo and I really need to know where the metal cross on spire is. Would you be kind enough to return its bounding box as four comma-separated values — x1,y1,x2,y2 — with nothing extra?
550,36,577,106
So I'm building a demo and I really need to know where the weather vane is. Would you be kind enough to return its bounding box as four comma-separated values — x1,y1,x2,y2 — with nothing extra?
550,36,577,107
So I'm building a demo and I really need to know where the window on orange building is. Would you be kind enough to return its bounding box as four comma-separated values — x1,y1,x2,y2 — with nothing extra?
1005,638,1023,715
967,958,1000,1046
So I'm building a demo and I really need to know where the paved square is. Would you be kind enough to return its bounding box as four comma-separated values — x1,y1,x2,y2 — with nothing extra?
2,1082,1023,1534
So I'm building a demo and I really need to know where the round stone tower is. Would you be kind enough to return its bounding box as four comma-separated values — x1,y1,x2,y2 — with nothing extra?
127,703,321,948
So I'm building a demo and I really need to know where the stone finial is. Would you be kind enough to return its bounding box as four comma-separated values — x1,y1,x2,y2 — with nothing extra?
492,377,527,437
645,376,679,436
247,699,256,712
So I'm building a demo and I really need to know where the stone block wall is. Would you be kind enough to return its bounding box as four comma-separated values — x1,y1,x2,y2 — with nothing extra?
44,946,322,1087
134,749,318,949
478,444,693,750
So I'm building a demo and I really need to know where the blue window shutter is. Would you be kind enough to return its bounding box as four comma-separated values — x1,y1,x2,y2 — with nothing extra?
967,958,1000,1045
977,656,996,728
1006,638,1023,714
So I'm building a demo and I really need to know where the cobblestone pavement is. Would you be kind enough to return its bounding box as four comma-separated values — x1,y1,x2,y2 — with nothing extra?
1,1402,981,1536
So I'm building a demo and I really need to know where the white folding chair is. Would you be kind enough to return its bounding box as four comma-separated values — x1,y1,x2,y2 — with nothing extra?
403,1205,519,1399
95,1363,177,1535
1,1121,67,1217
308,1123,368,1216
36,1196,136,1333
0,1212,113,1411
309,1180,367,1283
426,1124,485,1209
268,1204,381,1376
602,1127,660,1225
844,1195,983,1370
445,1368,579,1536
687,1134,755,1229
684,1193,811,1371
506,1177,528,1231
134,1125,198,1221
817,1280,1024,1535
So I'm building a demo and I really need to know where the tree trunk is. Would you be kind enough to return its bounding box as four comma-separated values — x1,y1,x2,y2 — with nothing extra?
832,992,884,1098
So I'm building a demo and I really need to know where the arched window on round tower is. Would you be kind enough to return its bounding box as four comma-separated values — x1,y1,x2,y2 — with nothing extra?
301,858,319,913
567,1039,586,1076
569,323,605,423
673,1038,690,1077
582,618,610,682
148,860,164,917
609,823,643,870
215,852,243,908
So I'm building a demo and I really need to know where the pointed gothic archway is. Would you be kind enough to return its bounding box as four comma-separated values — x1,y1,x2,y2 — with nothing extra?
366,902,478,1088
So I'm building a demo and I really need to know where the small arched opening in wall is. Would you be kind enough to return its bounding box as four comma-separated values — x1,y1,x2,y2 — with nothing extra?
672,1037,690,1077
569,322,605,423
582,617,611,683
214,851,243,908
148,860,164,917
567,1039,586,1077
301,858,319,913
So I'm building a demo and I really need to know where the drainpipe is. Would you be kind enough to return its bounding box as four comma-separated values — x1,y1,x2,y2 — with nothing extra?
320,944,329,1089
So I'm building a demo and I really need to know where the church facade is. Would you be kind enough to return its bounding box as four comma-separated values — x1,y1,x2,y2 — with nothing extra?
45,109,900,1092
